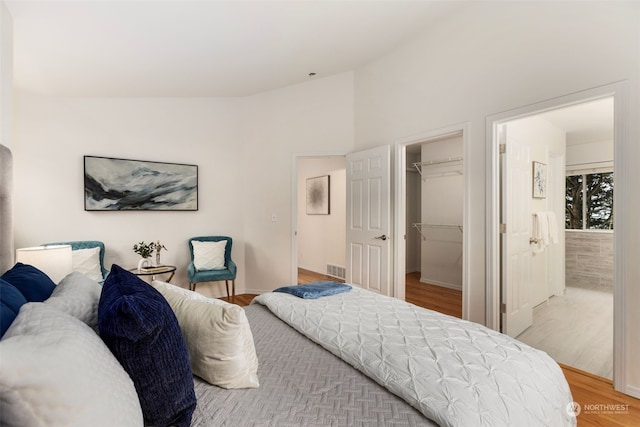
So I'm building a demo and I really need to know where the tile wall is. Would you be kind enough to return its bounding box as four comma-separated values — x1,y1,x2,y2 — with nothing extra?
565,231,614,290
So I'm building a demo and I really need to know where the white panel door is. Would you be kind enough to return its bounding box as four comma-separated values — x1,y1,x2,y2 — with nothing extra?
346,145,391,296
501,125,533,337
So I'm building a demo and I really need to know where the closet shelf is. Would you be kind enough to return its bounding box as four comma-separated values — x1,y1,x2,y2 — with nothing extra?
412,156,463,178
413,223,463,238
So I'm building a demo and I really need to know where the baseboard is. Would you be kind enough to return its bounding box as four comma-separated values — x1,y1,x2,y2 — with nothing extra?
297,264,317,273
190,286,267,299
298,265,345,280
298,265,328,277
420,277,462,291
243,288,270,296
625,384,640,399
559,363,613,384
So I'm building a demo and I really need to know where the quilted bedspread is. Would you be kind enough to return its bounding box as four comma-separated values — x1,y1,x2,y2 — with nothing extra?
254,288,576,427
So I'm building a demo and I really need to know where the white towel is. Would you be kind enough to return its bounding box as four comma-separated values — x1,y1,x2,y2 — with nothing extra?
531,212,546,253
532,211,559,254
538,212,550,246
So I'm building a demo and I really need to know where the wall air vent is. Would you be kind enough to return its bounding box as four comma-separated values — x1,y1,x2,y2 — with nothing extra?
326,264,346,280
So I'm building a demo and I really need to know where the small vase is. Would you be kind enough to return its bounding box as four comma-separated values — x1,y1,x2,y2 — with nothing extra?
138,257,152,271
155,252,161,267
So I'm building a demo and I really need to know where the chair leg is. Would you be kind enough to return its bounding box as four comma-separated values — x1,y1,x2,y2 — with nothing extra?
225,280,230,299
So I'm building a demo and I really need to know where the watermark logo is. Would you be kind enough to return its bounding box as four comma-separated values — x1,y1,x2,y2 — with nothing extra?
566,401,630,417
582,403,630,415
566,402,581,417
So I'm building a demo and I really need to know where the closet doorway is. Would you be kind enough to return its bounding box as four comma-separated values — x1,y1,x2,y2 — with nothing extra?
396,125,468,319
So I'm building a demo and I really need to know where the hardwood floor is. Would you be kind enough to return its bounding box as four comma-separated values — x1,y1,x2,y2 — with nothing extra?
561,364,640,427
405,271,462,318
218,293,255,306
225,269,640,426
297,268,345,285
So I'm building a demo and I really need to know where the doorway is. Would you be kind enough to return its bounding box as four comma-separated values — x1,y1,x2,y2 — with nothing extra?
394,124,469,319
293,155,347,285
293,146,394,298
487,83,625,389
499,97,614,378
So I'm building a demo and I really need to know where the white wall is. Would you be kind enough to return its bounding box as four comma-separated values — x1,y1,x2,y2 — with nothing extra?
420,136,463,289
353,1,640,395
13,96,245,295
13,72,355,297
0,0,12,149
353,0,640,327
296,157,346,275
566,139,614,170
240,73,355,293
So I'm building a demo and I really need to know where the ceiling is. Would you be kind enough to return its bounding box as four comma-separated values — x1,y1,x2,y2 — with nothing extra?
6,0,467,97
6,1,613,143
538,97,613,146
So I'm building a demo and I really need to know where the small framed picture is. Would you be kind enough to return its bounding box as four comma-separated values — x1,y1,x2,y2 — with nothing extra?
306,175,330,215
532,161,547,199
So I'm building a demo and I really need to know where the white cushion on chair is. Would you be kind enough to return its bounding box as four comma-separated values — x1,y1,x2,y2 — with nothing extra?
192,240,226,271
72,247,103,282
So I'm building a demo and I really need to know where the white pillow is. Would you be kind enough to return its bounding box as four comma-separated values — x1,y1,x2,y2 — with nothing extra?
44,271,102,331
151,280,259,389
72,247,103,282
192,240,227,271
0,303,143,427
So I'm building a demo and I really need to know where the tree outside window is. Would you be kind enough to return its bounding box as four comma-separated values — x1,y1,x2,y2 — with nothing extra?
565,172,613,230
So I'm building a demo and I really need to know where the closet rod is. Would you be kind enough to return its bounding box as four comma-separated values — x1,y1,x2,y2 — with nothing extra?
412,156,463,176
413,156,463,167
413,223,463,232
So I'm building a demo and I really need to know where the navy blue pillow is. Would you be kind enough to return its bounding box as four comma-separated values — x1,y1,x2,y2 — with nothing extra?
1,302,19,338
1,263,56,302
98,264,196,427
0,279,29,337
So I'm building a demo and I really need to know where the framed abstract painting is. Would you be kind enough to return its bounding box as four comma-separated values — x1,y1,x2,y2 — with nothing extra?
84,156,198,211
306,175,330,215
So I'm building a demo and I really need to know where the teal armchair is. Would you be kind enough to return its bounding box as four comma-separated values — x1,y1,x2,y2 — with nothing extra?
187,236,236,298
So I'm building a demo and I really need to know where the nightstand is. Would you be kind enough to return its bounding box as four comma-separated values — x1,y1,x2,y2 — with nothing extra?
129,265,176,283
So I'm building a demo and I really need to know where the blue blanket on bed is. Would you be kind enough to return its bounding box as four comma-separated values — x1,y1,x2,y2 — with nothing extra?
273,281,352,299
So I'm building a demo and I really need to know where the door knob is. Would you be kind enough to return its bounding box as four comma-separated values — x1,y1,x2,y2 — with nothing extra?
375,234,388,241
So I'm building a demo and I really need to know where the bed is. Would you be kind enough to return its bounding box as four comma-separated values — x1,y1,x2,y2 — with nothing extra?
191,302,434,426
0,143,576,426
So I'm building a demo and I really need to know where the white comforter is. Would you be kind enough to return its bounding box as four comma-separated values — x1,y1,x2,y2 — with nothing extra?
254,288,576,427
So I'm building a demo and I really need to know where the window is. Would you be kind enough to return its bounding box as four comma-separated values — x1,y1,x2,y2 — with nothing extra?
565,172,613,230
